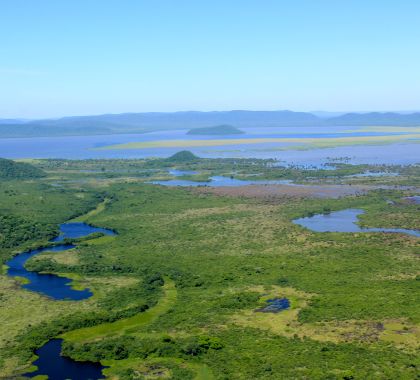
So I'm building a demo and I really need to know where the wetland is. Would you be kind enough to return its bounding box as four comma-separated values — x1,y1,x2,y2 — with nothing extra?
0,154,419,379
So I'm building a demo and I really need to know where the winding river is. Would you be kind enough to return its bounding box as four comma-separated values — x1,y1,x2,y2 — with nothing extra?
6,222,115,300
9,222,116,379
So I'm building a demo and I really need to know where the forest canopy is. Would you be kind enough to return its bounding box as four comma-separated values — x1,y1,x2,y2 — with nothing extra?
0,158,45,180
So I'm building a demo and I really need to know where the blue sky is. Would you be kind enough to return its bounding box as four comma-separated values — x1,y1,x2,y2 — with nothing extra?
1,0,419,118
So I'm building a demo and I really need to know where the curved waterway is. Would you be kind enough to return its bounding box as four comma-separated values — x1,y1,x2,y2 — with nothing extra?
293,209,420,237
6,222,115,300
25,339,106,380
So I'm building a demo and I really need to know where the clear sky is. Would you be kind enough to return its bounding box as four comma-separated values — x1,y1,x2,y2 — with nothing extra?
1,0,419,118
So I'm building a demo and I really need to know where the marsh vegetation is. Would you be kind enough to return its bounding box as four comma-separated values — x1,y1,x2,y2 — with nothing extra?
0,155,418,379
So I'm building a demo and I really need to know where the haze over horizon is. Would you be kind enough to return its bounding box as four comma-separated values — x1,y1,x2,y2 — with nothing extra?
3,109,420,122
1,0,420,118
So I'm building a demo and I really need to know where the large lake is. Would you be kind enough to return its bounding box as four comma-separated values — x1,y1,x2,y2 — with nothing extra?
1,126,419,166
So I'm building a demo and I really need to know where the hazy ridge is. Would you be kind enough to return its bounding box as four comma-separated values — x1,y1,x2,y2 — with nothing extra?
1,110,420,138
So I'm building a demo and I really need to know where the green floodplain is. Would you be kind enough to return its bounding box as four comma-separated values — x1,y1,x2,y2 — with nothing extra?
0,153,419,379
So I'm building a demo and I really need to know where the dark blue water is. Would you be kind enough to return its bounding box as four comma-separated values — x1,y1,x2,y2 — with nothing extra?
149,175,293,187
25,339,105,380
51,222,116,242
256,298,290,313
6,244,93,300
6,223,115,300
293,209,420,237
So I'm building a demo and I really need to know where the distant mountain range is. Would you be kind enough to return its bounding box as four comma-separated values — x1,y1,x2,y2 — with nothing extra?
1,110,420,138
325,112,420,126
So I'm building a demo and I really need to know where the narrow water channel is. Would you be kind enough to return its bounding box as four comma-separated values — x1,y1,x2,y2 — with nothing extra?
6,223,115,300
11,222,116,379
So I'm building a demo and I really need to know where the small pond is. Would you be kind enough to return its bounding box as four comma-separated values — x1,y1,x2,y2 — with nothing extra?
293,209,420,238
6,223,115,300
25,339,106,380
256,298,290,313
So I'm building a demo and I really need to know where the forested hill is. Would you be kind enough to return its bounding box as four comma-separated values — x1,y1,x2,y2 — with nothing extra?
166,150,199,162
0,158,45,179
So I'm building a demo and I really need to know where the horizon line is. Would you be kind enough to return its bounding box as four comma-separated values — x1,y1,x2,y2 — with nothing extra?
2,109,420,121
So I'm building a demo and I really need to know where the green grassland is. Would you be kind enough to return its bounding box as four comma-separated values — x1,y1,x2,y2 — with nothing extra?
0,158,419,379
61,278,177,342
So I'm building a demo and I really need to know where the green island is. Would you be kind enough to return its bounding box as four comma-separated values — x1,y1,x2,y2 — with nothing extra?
186,125,244,135
0,154,419,379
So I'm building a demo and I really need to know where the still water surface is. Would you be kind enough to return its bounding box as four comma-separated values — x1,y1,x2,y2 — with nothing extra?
1,127,419,166
256,298,291,313
150,175,293,187
6,223,115,300
25,339,106,380
293,209,420,237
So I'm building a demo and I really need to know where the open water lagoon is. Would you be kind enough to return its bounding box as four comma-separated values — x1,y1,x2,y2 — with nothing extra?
1,126,419,166
293,209,420,238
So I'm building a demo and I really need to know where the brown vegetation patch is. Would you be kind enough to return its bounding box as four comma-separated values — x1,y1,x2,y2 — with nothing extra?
194,184,371,200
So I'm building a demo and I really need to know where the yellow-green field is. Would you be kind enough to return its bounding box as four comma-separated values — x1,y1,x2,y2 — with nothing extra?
96,133,420,151
61,278,177,342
